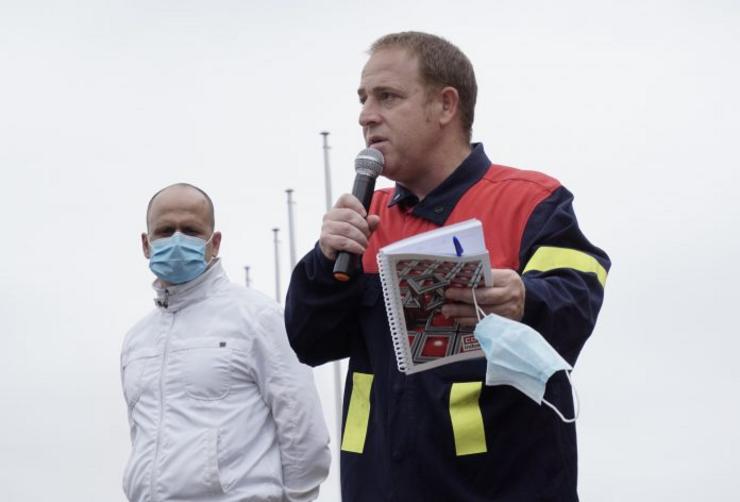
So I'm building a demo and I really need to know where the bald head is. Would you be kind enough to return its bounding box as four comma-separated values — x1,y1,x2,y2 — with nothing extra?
142,183,221,268
146,183,215,233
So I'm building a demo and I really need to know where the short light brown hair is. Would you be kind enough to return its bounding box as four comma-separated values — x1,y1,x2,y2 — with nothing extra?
370,31,477,142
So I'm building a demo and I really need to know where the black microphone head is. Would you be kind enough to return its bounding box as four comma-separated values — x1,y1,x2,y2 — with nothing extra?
355,148,384,178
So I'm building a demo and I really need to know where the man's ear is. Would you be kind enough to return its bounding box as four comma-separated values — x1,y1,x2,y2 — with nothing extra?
438,86,460,127
209,231,222,259
141,233,150,259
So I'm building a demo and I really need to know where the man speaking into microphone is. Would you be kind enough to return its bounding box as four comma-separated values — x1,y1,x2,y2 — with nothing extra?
285,32,610,501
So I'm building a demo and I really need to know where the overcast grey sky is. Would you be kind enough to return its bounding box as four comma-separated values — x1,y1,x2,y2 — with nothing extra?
1,1,739,501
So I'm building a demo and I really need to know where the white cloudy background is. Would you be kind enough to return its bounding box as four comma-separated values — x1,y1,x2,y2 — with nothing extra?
1,1,738,501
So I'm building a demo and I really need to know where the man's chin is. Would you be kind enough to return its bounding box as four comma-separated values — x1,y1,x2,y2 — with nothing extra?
373,150,396,176
381,168,403,185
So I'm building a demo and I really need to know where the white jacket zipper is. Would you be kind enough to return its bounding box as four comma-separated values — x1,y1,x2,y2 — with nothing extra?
150,293,173,501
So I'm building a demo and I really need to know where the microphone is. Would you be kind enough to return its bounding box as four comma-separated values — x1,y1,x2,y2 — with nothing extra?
333,147,384,282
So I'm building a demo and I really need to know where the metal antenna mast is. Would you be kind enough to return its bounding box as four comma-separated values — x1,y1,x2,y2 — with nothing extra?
321,131,344,480
321,131,333,212
272,227,281,303
285,189,297,270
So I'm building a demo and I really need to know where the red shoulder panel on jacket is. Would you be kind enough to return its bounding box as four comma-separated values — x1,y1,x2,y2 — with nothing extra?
361,165,561,273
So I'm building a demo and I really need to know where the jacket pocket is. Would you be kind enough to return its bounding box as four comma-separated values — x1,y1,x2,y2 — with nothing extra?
168,428,228,499
121,348,160,408
206,428,232,494
172,338,234,401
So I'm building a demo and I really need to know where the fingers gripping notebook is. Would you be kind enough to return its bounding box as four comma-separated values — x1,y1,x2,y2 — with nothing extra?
376,219,493,374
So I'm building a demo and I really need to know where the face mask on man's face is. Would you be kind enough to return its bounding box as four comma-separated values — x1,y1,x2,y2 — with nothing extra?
147,232,213,285
471,290,579,423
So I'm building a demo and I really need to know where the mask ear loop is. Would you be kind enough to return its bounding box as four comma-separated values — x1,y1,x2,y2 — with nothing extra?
201,233,217,266
472,287,578,422
542,371,580,423
471,287,487,322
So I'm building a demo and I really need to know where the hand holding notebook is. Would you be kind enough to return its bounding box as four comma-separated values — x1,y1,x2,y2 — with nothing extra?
376,219,493,374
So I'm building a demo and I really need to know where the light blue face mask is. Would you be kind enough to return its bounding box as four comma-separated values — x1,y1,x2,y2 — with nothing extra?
471,291,579,423
148,232,212,285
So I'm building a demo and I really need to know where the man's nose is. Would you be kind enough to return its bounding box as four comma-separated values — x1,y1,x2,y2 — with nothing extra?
359,100,380,127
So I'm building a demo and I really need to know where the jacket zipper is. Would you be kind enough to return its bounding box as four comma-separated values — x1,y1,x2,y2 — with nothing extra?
150,291,173,501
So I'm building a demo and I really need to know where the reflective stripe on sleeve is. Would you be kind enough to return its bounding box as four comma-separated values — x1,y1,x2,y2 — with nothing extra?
523,246,607,287
449,382,487,456
341,372,374,454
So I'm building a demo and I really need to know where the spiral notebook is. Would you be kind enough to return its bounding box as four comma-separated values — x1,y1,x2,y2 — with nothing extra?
376,219,492,374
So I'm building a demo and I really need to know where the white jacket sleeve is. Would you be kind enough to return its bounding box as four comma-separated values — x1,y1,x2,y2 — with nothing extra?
120,350,135,444
253,306,331,502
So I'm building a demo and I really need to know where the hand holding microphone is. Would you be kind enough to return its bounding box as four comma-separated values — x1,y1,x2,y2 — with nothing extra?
318,148,384,281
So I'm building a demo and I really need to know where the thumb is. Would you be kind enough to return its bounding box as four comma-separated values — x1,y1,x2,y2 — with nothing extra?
367,214,381,232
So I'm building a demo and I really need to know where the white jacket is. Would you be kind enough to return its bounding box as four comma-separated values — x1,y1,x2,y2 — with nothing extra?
121,260,330,501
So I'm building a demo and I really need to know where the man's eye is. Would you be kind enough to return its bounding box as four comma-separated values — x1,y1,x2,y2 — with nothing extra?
359,96,367,105
380,92,397,103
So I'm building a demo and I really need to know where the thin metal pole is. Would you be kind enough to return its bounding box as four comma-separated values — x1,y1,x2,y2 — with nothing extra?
244,265,251,288
272,227,281,304
285,189,297,270
321,131,344,489
321,131,333,212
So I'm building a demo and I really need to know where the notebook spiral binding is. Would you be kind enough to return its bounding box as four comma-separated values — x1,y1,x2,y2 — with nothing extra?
377,253,410,373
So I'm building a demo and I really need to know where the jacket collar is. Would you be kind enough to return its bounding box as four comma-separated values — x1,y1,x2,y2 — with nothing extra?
152,258,226,312
387,143,491,226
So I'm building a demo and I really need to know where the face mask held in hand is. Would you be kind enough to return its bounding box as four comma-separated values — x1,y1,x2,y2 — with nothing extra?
148,232,213,285
471,289,579,423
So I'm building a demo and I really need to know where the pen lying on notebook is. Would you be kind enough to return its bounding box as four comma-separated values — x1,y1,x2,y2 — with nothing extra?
452,236,464,257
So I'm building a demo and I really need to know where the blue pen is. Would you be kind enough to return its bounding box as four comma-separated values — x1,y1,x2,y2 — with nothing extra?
452,236,464,257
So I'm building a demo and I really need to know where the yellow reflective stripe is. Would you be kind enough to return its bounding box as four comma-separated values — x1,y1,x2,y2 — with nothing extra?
523,246,607,287
341,372,374,454
449,382,487,456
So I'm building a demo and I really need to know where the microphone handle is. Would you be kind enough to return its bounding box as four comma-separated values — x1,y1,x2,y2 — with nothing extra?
333,174,377,282
352,173,376,209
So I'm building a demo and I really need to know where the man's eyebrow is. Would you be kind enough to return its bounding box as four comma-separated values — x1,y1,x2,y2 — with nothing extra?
358,85,398,96
378,85,402,93
151,224,172,234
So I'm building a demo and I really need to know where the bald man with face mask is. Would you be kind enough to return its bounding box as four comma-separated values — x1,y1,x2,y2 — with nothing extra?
121,183,330,502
